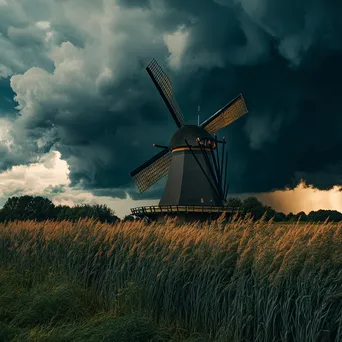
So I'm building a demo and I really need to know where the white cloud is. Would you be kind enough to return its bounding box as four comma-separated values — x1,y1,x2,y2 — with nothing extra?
8,2,168,128
164,26,189,69
0,150,157,218
0,64,13,79
0,118,11,142
36,21,51,30
0,151,70,197
3,0,175,198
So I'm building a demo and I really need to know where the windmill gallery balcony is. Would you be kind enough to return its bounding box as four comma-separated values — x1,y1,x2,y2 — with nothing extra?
130,205,242,222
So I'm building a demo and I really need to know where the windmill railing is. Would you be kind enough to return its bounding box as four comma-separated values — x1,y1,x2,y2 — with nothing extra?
130,205,243,216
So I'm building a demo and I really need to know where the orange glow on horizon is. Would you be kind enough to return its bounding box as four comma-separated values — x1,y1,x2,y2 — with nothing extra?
253,180,342,214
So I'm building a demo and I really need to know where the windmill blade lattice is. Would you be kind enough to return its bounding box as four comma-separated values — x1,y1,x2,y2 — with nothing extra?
146,59,184,128
201,94,248,134
130,148,172,193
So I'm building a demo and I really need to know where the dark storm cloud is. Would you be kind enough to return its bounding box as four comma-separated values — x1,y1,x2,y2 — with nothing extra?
3,0,342,200
0,80,16,113
118,0,342,193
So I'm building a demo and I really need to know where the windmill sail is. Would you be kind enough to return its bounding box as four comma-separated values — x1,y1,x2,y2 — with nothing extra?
146,59,184,128
201,94,248,134
130,148,172,193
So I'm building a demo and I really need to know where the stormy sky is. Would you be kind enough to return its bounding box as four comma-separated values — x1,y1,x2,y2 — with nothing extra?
0,0,342,216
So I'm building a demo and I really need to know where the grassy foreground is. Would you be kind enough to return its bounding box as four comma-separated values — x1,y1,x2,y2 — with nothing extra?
0,268,177,341
1,216,342,341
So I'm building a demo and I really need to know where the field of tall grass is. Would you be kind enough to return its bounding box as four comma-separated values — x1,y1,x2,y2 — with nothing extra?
1,215,342,341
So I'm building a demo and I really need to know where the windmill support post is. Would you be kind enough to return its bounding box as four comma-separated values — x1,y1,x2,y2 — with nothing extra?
208,143,224,199
196,139,223,200
184,139,221,203
223,151,229,199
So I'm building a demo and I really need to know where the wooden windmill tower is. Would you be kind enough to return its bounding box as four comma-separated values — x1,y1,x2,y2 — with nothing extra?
130,59,248,221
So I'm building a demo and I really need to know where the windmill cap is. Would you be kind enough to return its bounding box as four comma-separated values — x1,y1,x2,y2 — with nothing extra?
169,124,214,149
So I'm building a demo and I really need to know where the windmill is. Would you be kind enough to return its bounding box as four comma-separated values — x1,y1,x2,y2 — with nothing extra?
130,59,248,220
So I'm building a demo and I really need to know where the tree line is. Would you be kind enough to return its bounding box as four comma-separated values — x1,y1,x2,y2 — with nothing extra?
0,195,341,223
226,196,342,222
0,196,120,223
